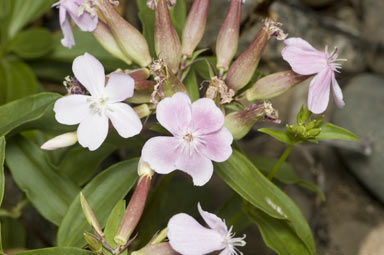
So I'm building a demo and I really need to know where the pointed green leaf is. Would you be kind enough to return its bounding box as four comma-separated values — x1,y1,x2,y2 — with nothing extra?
57,158,139,247
258,128,293,145
137,0,155,57
0,137,5,207
316,122,358,141
183,69,199,101
14,247,95,255
104,200,127,255
6,136,79,225
169,0,186,37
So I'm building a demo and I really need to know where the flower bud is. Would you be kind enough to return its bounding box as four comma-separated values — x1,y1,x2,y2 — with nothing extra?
225,19,287,91
134,104,152,119
92,21,132,65
125,68,151,81
225,102,279,139
181,0,210,57
245,70,309,101
98,0,152,67
40,132,77,150
114,175,151,245
84,233,103,253
216,0,242,71
150,228,168,244
80,192,103,237
297,105,311,125
131,243,176,255
155,0,182,73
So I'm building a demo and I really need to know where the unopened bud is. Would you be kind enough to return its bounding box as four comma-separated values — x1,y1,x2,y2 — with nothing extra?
84,233,103,253
182,0,210,57
131,243,176,255
225,102,279,139
134,104,152,119
245,70,309,101
150,228,168,244
162,67,187,97
125,68,151,81
155,0,182,73
98,0,152,67
138,158,155,178
226,19,287,91
216,0,242,71
93,21,132,65
80,192,103,237
40,132,77,150
297,105,311,125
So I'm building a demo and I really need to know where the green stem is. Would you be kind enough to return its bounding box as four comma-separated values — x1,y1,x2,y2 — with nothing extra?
267,144,294,180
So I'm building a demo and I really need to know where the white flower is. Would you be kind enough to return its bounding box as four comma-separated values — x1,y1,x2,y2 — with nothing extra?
53,53,142,151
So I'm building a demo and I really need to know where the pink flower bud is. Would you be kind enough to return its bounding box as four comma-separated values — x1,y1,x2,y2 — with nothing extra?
181,0,210,57
245,70,309,101
98,0,152,67
131,243,176,255
215,0,242,71
154,0,182,73
225,19,287,91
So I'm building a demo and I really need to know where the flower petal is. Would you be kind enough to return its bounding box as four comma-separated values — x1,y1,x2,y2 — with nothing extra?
307,68,332,114
191,98,225,134
282,37,327,75
331,72,345,108
106,103,142,138
59,7,75,48
77,113,109,151
168,213,225,255
156,92,192,135
62,0,98,31
54,95,91,125
199,128,233,162
72,53,105,96
104,72,135,103
219,248,232,255
141,136,180,174
198,203,228,235
176,151,213,186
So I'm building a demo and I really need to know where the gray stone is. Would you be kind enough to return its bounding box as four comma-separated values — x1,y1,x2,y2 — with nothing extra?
299,0,335,8
333,73,384,203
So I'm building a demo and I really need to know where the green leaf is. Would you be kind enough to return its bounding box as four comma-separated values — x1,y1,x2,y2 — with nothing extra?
1,218,26,250
169,0,186,37
6,135,80,225
58,144,116,186
0,92,59,136
183,69,199,101
14,247,96,255
214,150,316,255
193,57,217,80
316,122,358,141
245,204,310,255
258,128,293,145
0,60,38,104
57,158,139,247
8,28,53,59
0,137,4,206
8,0,57,38
137,0,155,57
0,222,3,255
104,200,127,255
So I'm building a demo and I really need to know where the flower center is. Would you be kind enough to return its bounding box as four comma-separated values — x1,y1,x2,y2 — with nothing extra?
88,96,109,115
78,0,97,17
183,133,194,142
325,46,347,72
224,227,246,255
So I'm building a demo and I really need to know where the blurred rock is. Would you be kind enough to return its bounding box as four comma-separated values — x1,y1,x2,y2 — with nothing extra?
359,223,384,255
361,0,384,43
333,73,384,202
299,0,334,8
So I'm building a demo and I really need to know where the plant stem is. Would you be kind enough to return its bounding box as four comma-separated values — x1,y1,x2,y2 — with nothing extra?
267,144,294,180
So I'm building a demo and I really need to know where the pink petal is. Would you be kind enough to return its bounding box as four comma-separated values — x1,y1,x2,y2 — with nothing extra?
62,0,98,32
191,98,225,134
77,112,109,151
331,72,345,108
72,53,105,96
54,95,91,125
307,68,332,114
59,7,75,48
141,136,180,174
175,151,213,186
104,72,134,103
282,37,327,75
168,213,225,255
156,93,192,135
199,128,233,162
198,203,228,235
106,103,142,138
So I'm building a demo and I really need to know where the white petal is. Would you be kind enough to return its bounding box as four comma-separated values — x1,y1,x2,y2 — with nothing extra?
331,72,345,108
53,95,91,125
198,203,228,235
104,72,135,103
199,128,233,162
77,113,109,151
219,248,232,255
72,53,105,96
168,213,226,255
307,68,332,114
106,103,142,138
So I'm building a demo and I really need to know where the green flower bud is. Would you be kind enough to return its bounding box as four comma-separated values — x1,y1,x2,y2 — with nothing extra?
80,193,103,237
84,233,103,253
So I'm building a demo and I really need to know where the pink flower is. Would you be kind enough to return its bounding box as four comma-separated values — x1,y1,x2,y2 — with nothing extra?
141,93,233,186
54,53,142,151
167,203,246,255
281,37,346,114
54,0,98,48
